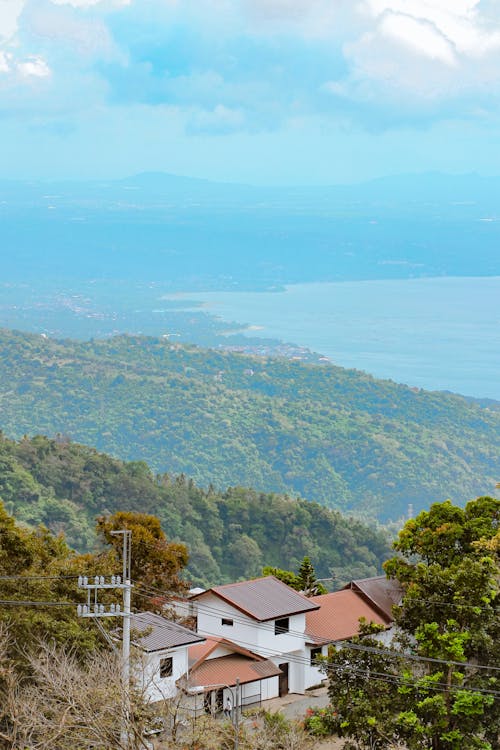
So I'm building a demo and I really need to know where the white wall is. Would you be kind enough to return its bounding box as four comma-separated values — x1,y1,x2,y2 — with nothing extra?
372,626,396,647
254,612,307,656
259,675,279,701
197,597,307,661
196,594,259,653
196,595,311,695
138,646,189,703
303,644,328,690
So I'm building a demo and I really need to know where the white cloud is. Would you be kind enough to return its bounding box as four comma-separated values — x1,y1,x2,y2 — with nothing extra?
0,50,11,72
364,0,500,57
25,3,122,62
188,103,245,133
0,0,25,41
50,0,131,7
241,0,359,39
17,55,51,77
379,13,457,66
320,0,500,108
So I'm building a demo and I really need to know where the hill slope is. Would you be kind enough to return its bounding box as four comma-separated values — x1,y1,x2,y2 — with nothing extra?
0,433,391,587
1,329,498,519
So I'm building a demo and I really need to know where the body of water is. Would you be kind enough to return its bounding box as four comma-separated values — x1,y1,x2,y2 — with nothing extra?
170,276,500,400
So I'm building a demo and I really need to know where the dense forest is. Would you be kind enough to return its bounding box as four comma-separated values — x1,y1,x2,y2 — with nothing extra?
0,433,391,586
0,329,498,521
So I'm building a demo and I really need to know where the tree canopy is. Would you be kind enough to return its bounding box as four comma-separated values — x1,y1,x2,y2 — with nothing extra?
319,497,500,750
0,327,497,521
262,556,328,595
0,433,392,587
0,505,189,661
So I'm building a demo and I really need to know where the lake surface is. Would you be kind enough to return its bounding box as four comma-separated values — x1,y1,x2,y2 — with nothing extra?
169,276,500,400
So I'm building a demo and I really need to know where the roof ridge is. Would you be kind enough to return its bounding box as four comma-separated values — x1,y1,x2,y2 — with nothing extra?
213,575,276,591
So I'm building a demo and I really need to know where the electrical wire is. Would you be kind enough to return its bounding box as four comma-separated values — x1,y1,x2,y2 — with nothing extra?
0,599,77,606
2,579,497,702
130,582,500,673
0,575,78,581
121,604,500,700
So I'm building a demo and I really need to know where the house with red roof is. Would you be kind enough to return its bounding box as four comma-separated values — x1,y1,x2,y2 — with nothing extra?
186,636,282,715
189,576,320,696
187,574,400,696
304,584,396,688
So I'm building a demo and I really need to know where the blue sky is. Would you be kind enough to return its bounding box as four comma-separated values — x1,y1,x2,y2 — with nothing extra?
2,0,500,184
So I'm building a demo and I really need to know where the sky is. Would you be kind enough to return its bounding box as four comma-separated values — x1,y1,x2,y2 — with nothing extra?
2,0,500,184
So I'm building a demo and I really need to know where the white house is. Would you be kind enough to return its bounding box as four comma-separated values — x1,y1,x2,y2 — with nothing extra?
129,611,205,703
189,576,320,695
186,574,402,695
140,574,401,705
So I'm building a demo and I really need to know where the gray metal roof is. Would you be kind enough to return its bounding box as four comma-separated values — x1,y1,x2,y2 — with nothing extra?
130,611,205,652
344,576,402,621
191,576,319,622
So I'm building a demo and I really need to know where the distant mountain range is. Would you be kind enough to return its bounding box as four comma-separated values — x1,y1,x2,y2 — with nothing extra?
0,328,497,521
1,171,499,287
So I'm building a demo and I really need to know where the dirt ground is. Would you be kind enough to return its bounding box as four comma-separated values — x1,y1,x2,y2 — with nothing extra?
315,738,345,749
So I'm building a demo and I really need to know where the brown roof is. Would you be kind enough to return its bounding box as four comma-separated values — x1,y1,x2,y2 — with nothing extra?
190,576,319,622
305,589,389,645
187,646,281,691
188,637,265,671
130,612,205,652
344,576,402,621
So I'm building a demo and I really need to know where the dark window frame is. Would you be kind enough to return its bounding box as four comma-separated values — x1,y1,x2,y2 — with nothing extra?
221,618,234,627
159,656,173,678
274,617,290,635
310,646,322,666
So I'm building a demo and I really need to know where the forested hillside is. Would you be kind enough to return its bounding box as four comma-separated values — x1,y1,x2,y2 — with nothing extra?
0,328,498,519
0,433,391,586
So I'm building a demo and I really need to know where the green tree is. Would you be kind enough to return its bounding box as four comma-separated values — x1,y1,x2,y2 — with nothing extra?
317,498,500,750
262,565,302,590
262,556,327,595
322,622,403,749
385,497,500,750
0,501,104,661
96,510,189,608
298,556,327,595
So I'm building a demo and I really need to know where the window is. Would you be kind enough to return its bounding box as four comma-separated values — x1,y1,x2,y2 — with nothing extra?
221,618,233,626
274,617,289,635
159,656,173,678
310,647,322,666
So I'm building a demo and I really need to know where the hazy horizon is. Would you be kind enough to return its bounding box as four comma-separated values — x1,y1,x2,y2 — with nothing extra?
2,2,500,184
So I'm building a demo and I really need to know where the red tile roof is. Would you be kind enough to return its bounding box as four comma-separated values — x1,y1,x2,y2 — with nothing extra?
188,654,281,691
187,636,282,691
190,576,319,622
305,589,389,645
188,637,265,671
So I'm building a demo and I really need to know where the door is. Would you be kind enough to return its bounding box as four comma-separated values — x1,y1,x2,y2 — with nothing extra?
278,662,289,696
214,688,224,714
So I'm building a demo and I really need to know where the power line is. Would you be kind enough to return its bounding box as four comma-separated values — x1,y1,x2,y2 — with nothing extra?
0,575,78,581
0,599,77,607
131,583,500,673
123,600,500,700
